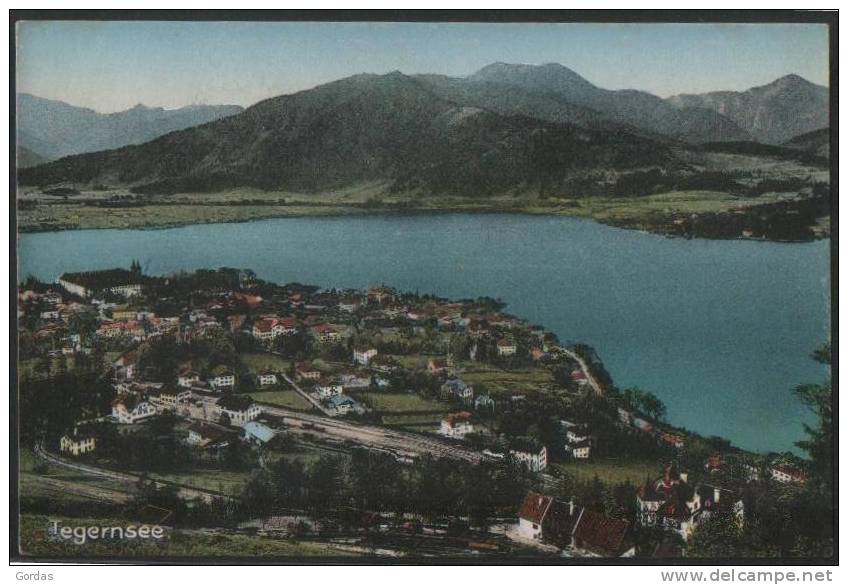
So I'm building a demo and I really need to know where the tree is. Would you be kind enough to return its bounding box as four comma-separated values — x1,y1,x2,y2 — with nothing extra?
793,344,832,492
622,387,667,422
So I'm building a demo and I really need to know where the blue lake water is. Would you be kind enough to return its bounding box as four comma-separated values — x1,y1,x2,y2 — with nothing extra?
18,214,831,453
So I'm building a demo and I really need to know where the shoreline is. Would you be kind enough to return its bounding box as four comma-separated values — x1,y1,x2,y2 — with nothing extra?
17,201,830,243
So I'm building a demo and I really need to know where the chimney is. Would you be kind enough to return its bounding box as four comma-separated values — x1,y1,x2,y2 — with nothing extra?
714,487,721,504
569,498,575,516
680,472,688,483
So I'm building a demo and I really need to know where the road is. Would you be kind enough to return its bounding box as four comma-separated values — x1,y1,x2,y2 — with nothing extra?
280,371,333,416
557,346,604,395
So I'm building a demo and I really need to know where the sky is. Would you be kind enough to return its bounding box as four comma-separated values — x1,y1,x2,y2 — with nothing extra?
16,20,830,113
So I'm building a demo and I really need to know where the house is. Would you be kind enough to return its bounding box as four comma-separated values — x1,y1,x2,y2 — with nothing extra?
295,362,322,381
636,464,686,526
243,421,276,445
439,412,474,439
636,465,743,540
257,371,278,387
570,440,592,460
112,351,139,382
177,368,201,388
147,385,192,412
58,267,144,298
326,394,360,416
314,378,344,399
561,420,589,444
661,432,685,449
367,285,396,304
209,366,236,391
571,509,633,557
59,428,96,456
186,422,232,449
632,416,654,433
474,394,495,413
312,324,341,343
251,316,297,341
337,297,362,313
496,338,518,357
111,305,137,321
441,378,473,402
353,347,378,366
215,394,261,427
704,454,724,473
111,396,157,424
427,358,449,375
516,493,634,557
771,465,807,484
570,369,589,386
517,492,554,541
510,442,548,472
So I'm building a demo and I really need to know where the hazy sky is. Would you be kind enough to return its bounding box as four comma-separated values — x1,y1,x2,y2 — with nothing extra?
16,20,830,113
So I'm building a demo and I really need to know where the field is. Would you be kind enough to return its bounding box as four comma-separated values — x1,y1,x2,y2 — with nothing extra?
239,352,291,374
551,458,663,486
147,468,251,497
18,514,358,558
248,389,313,412
459,362,554,396
355,391,452,432
19,449,138,504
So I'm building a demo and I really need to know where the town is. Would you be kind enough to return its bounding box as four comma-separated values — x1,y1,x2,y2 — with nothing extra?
17,264,828,559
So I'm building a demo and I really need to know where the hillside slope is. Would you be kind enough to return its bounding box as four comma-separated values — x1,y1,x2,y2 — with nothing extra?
19,72,677,196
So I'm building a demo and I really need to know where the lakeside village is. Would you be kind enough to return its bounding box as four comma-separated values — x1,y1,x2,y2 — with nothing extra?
18,264,820,558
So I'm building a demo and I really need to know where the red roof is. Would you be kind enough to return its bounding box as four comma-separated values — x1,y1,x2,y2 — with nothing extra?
518,492,552,524
573,509,630,556
313,324,337,334
444,411,472,427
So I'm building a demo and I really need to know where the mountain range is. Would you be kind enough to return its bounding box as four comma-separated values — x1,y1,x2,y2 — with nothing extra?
16,94,243,164
18,63,829,196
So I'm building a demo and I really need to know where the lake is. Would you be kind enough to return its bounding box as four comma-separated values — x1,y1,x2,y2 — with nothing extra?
17,214,831,453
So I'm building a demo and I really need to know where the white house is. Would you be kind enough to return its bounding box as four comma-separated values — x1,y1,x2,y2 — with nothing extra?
257,371,278,387
111,397,157,424
771,465,807,484
353,347,378,366
510,444,548,472
58,268,143,299
295,362,322,381
251,317,297,341
112,351,139,382
177,369,201,388
209,368,236,391
148,386,192,412
441,378,473,402
439,412,474,439
517,492,553,541
496,338,518,357
312,324,341,343
215,395,261,427
326,394,359,416
571,441,592,460
315,378,344,399
59,428,96,456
